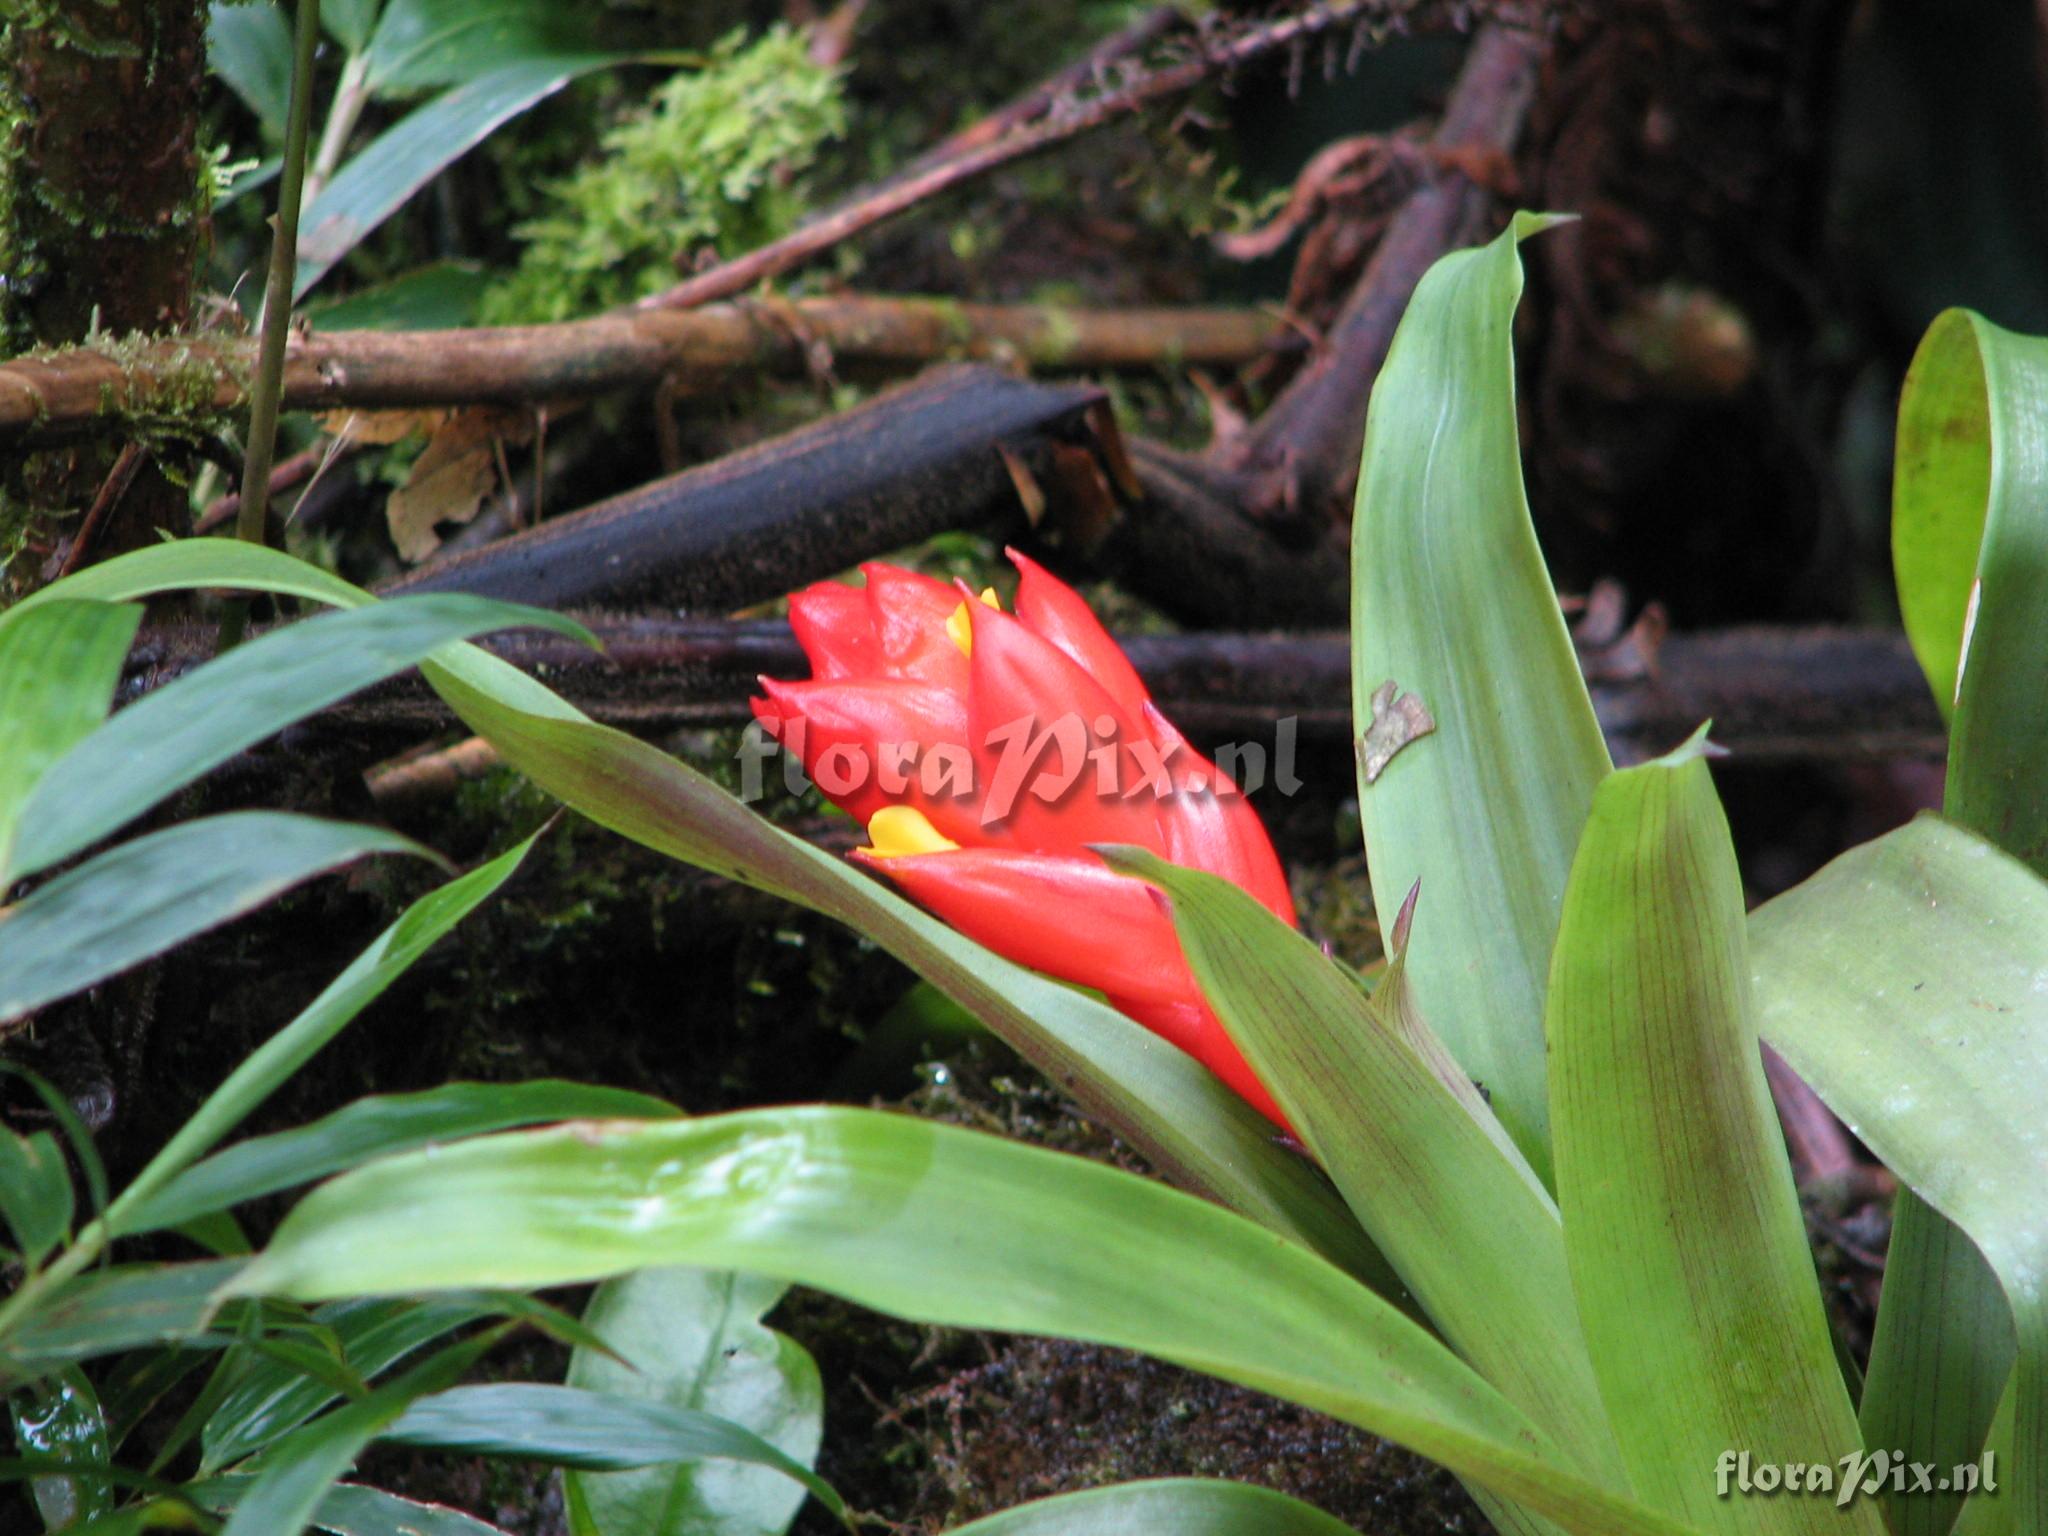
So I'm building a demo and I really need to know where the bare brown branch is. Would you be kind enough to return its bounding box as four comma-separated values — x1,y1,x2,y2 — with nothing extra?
636,1,1462,313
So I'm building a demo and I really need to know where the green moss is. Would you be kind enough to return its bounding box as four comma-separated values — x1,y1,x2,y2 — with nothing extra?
481,26,847,325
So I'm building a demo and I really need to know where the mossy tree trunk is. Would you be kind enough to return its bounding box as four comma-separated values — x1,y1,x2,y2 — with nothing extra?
1,0,208,587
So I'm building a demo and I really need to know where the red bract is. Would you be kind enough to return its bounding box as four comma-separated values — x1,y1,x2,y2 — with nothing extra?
752,550,1295,1125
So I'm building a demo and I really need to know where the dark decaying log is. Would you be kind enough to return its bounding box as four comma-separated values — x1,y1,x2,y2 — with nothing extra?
378,366,1118,613
122,616,1942,771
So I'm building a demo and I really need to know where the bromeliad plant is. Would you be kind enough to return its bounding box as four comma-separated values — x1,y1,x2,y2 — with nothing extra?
14,214,2044,1535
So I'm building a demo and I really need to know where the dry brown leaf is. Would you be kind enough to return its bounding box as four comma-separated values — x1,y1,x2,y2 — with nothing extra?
1357,679,1436,784
318,407,446,445
386,407,532,562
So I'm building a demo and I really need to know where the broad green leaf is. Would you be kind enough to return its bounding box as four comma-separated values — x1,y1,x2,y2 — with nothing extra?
1101,848,1619,1491
296,58,622,299
324,0,382,54
20,538,588,724
363,0,602,91
1,1262,245,1375
380,1383,842,1520
1350,214,1607,1184
422,667,1397,1295
566,1268,823,1536
108,835,542,1236
1752,815,2048,1535
307,261,489,331
0,1130,73,1267
207,0,295,136
1860,1193,2014,1536
0,813,433,1028
10,1366,112,1528
1548,736,1876,1533
129,1077,674,1235
231,1108,1702,1536
940,1480,1361,1536
202,1298,494,1472
0,598,142,887
1882,307,2048,1533
1893,311,2048,873
7,595,585,885
216,1328,508,1536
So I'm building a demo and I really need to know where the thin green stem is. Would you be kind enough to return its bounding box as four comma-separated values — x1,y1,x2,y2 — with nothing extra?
304,51,371,208
219,0,322,650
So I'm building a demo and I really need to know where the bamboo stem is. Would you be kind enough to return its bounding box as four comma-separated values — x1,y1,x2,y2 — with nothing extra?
219,0,321,647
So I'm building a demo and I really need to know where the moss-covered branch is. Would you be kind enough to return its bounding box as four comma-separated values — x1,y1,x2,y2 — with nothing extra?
0,295,1283,445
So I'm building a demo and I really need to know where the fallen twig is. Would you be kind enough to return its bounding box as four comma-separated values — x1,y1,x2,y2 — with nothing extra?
637,1,1449,312
0,296,1283,447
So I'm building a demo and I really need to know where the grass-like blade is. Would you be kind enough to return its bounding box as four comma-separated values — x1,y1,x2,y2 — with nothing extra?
0,599,141,887
128,1078,674,1236
7,595,584,885
107,835,544,1235
2,1262,245,1376
0,813,433,1028
379,1383,844,1521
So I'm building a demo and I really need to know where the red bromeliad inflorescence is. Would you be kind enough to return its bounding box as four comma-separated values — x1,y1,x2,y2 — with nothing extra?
752,549,1295,1124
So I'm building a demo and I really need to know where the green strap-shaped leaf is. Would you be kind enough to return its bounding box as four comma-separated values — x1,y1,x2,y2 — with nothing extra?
1893,309,2048,874
106,834,543,1234
215,1327,510,1536
0,813,433,1028
1350,214,1609,1184
1549,736,1879,1534
128,1078,675,1236
1752,815,2048,1535
322,0,383,55
202,1298,497,1472
20,537,588,724
362,0,601,91
566,1267,825,1536
207,0,296,137
422,665,1399,1295
1099,847,1619,1497
379,1383,844,1522
228,1108,1704,1536
0,598,142,888
939,1478,1362,1535
295,58,624,299
7,594,586,886
2,1261,246,1375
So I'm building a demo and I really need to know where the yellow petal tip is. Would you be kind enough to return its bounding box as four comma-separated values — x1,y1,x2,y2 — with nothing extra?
858,805,960,859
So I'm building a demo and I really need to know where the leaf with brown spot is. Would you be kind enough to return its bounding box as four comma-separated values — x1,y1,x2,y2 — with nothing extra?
1356,679,1434,784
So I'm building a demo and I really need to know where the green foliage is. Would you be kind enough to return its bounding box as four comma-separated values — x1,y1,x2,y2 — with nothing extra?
481,27,846,324
193,221,2046,1536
